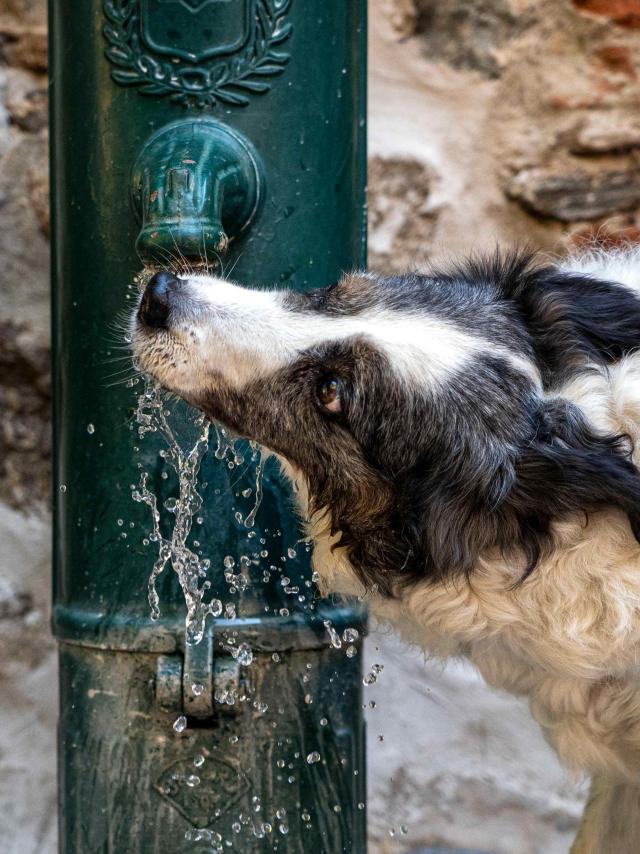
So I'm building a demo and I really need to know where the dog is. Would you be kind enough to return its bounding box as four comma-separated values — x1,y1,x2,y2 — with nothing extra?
132,248,640,853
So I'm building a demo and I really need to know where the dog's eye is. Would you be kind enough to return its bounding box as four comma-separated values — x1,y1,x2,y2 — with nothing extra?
317,376,343,414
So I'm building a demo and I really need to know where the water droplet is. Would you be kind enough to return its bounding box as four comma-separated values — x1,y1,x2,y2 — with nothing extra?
287,547,297,559
324,620,342,649
186,774,200,787
235,643,253,666
363,663,384,686
346,645,357,658
342,627,359,643
59,484,67,493
86,423,95,435
173,715,187,733
185,828,213,842
320,717,328,726
191,682,204,696
278,823,289,835
223,555,235,569
400,824,409,835
306,752,321,764
377,734,384,742
193,754,205,767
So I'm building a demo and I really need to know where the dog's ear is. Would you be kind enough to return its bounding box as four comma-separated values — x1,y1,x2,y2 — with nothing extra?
504,399,640,578
396,398,640,586
395,437,520,583
503,261,640,382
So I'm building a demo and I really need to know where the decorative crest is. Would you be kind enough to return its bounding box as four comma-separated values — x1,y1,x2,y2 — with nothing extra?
155,753,250,825
103,0,292,107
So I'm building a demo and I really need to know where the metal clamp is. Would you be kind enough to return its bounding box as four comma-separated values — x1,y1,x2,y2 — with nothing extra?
155,631,242,719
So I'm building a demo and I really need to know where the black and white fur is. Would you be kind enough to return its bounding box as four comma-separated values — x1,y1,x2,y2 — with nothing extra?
133,249,640,853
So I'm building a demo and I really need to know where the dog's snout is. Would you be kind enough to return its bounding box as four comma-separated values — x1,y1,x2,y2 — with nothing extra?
138,271,178,328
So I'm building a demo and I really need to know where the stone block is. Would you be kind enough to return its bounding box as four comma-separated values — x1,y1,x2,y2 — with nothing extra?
368,156,437,273
508,166,640,221
573,0,640,29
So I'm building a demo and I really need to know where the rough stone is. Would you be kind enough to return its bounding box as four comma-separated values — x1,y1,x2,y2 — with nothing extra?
0,503,57,854
0,25,47,73
593,44,637,80
28,157,49,237
0,125,50,338
571,111,640,153
0,319,51,510
5,67,47,131
508,166,640,221
0,576,32,619
368,156,436,273
0,0,47,31
411,0,531,78
379,0,418,37
573,0,640,30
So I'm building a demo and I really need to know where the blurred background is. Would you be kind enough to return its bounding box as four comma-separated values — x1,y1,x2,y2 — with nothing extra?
3,0,640,851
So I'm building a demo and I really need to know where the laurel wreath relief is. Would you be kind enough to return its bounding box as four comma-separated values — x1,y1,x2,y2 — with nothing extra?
103,0,292,107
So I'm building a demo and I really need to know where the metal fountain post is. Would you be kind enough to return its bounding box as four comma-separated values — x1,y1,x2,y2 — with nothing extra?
50,1,368,851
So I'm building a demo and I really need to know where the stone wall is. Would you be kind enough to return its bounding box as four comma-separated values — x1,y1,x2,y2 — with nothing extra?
0,3,56,853
0,0,49,513
369,0,640,275
3,0,640,851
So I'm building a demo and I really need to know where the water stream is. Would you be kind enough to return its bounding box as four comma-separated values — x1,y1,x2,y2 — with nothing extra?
131,378,223,643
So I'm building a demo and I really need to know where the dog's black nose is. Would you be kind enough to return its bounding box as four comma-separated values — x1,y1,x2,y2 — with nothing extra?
138,271,177,328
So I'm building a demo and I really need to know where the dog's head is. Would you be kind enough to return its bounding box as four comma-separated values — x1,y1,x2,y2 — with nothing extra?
131,253,640,597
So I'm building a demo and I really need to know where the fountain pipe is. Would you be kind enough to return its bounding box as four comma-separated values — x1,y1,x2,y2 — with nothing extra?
50,1,368,850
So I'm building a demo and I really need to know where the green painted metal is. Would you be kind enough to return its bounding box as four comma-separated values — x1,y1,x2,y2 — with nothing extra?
50,0,368,851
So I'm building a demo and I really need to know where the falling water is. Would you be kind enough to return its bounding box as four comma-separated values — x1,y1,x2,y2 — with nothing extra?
132,378,223,643
131,375,272,644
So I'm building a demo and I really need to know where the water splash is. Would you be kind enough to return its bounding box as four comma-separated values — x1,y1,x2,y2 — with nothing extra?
243,445,265,528
132,378,222,643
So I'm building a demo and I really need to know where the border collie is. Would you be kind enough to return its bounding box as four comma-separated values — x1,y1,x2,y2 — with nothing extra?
132,249,640,853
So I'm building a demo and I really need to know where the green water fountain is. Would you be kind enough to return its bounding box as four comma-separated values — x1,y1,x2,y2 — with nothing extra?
50,1,367,850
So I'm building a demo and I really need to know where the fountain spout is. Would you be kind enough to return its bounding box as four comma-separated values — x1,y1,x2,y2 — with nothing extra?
131,119,263,267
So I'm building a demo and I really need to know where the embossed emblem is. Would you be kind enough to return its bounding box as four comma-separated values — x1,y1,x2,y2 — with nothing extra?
155,753,250,826
103,0,292,107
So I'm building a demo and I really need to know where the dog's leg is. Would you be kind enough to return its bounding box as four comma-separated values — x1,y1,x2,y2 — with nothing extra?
571,774,640,854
